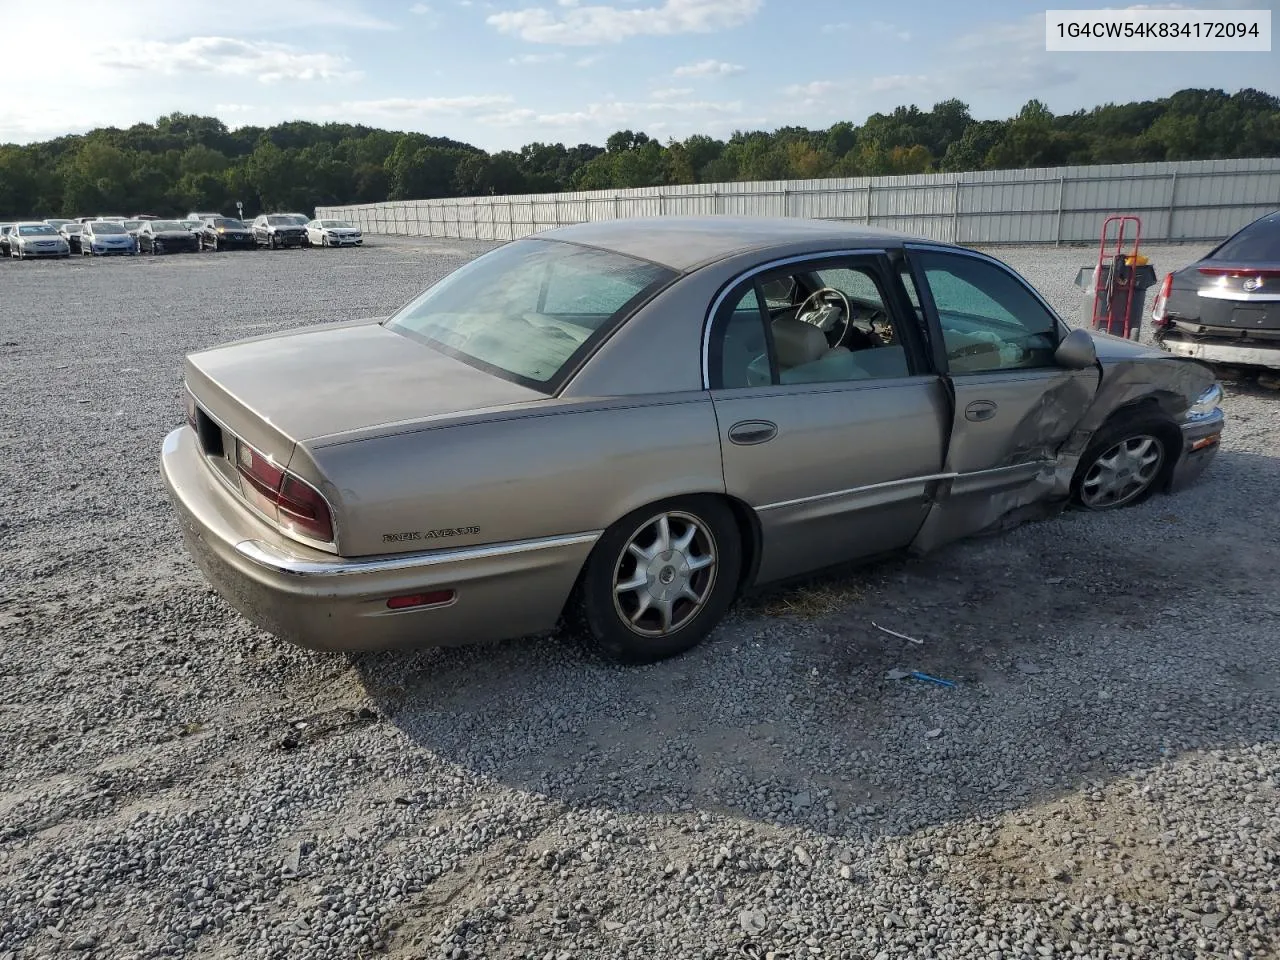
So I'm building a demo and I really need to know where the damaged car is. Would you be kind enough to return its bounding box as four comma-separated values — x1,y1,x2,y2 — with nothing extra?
1152,209,1280,370
162,216,1224,664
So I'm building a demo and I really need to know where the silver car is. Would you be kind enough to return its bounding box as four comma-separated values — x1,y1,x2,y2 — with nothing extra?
162,217,1224,663
9,221,71,259
306,219,363,247
81,220,137,256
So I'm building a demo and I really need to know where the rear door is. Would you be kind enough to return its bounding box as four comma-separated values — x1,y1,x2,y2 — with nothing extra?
902,244,1100,550
708,251,950,584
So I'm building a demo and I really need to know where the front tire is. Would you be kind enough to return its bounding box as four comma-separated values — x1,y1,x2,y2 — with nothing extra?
572,496,741,664
1071,415,1176,511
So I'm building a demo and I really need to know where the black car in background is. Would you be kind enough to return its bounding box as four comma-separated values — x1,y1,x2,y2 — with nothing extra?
197,217,255,252
0,224,13,256
251,214,309,249
1153,210,1280,370
139,220,200,254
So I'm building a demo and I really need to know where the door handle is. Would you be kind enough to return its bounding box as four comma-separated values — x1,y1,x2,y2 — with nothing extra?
728,420,778,445
965,400,998,422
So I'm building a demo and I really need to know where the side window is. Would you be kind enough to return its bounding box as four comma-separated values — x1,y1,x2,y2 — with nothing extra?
710,258,914,389
712,285,772,389
913,251,1060,373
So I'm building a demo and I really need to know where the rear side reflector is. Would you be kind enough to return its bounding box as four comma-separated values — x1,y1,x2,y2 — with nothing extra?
234,440,334,544
386,590,456,610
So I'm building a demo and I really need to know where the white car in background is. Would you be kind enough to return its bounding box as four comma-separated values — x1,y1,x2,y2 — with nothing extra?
306,219,363,247
9,221,71,259
81,220,139,256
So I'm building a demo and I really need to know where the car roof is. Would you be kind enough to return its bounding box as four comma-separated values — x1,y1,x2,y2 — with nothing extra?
535,215,928,271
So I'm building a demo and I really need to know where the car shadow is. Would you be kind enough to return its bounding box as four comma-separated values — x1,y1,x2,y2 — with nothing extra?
348,447,1280,844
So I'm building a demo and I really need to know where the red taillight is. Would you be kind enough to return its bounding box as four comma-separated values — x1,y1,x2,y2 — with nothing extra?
235,440,334,544
1151,272,1174,325
386,590,456,610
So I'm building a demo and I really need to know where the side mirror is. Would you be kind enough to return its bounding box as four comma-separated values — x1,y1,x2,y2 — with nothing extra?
1055,328,1097,370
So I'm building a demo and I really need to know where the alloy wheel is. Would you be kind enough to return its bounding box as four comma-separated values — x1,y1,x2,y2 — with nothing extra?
611,511,718,638
1080,434,1165,508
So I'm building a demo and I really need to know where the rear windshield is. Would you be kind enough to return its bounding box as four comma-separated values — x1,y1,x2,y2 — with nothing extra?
386,238,675,391
91,223,127,234
1209,215,1280,262
18,224,57,236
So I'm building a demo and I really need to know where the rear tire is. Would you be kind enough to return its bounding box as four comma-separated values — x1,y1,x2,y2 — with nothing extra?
1071,414,1178,511
570,496,741,664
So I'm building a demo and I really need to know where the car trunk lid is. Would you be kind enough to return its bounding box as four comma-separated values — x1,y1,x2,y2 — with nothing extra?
184,318,544,460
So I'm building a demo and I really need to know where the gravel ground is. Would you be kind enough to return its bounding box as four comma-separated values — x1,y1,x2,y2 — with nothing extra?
1,236,1278,960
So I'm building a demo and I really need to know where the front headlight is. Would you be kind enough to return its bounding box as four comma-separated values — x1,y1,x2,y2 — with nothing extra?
1187,383,1223,421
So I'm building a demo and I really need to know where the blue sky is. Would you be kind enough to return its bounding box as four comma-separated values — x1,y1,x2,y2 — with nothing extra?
2,0,1276,149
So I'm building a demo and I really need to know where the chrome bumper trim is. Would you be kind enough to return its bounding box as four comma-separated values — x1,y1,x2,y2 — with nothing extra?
234,531,602,578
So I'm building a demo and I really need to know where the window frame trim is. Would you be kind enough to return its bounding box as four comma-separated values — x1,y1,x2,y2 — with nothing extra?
903,242,1067,377
704,248,941,390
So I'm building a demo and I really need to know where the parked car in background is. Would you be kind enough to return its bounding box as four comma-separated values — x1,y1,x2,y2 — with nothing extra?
0,224,13,256
187,211,222,222
1152,210,1280,371
180,219,205,234
59,222,85,253
251,214,309,249
123,220,146,248
279,213,312,226
133,214,160,221
197,217,254,251
9,221,71,259
95,216,127,224
75,216,97,224
44,218,75,231
306,219,363,247
81,219,138,256
162,216,1224,664
139,220,200,254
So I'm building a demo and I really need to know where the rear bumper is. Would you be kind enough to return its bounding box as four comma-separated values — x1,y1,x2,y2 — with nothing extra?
1157,334,1280,370
1166,408,1224,494
161,426,597,652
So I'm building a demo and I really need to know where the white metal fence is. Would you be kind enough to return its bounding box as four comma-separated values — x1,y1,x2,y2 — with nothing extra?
318,156,1280,246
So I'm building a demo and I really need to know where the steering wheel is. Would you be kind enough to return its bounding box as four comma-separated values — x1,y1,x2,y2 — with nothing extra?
794,286,852,348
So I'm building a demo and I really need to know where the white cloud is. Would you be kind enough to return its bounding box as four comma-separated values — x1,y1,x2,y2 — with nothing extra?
308,95,515,121
509,52,566,64
213,103,258,114
870,74,927,93
477,108,539,125
575,54,603,66
487,0,761,45
534,97,742,126
649,87,694,100
102,37,360,84
672,58,745,78
410,2,432,12
952,14,1076,91
784,80,839,98
821,20,910,40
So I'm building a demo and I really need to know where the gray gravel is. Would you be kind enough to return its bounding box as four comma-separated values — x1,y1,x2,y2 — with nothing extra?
1,236,1278,960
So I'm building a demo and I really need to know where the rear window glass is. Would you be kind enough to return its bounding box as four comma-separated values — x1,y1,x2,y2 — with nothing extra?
1210,216,1280,262
386,238,674,391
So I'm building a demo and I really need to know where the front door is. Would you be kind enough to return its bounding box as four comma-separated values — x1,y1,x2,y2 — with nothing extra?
708,252,950,584
902,245,1101,550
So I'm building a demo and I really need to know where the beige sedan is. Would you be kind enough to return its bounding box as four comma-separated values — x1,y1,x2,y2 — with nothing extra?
162,217,1224,663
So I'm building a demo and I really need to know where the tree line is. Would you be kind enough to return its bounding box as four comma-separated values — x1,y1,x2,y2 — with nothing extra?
0,88,1275,220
